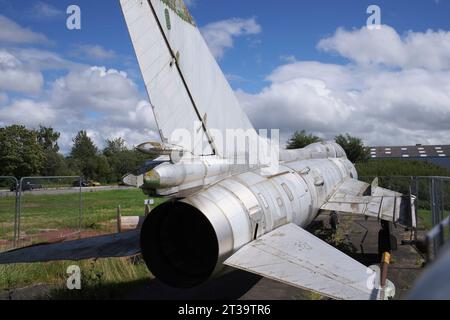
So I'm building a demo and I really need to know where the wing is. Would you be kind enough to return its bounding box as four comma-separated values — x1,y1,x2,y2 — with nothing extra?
120,0,257,158
225,223,385,300
321,178,416,228
0,230,140,264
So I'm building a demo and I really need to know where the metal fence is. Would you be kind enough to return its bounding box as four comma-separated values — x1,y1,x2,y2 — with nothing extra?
360,176,450,227
1,176,143,253
15,176,83,248
361,176,450,261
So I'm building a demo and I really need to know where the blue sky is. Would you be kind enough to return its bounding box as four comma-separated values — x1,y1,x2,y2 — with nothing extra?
1,0,450,151
2,0,449,92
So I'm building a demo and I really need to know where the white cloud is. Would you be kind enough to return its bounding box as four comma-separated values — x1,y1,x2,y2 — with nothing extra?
11,48,84,71
0,15,51,45
0,99,57,127
201,18,261,59
238,76,354,136
28,1,64,20
318,25,450,71
0,13,158,151
0,50,44,94
0,64,159,153
239,25,450,147
72,44,117,61
50,67,140,113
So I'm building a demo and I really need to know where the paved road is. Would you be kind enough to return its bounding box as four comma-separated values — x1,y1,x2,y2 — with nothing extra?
0,186,134,197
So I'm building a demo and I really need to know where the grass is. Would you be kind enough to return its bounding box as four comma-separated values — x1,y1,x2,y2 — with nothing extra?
0,188,164,299
0,257,153,299
0,189,165,246
417,210,450,230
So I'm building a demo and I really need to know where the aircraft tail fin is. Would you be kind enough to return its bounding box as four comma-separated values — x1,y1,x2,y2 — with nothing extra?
120,0,257,158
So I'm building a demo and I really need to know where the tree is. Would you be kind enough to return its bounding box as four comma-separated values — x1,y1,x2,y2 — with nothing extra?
102,138,147,182
71,131,98,159
41,151,71,177
335,134,370,164
95,155,112,182
287,130,322,149
103,138,127,157
36,126,71,176
70,131,99,179
37,126,60,152
0,125,46,178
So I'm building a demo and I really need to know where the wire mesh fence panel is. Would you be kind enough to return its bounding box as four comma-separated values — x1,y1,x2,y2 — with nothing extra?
16,177,82,248
0,177,17,253
360,176,450,232
12,176,157,248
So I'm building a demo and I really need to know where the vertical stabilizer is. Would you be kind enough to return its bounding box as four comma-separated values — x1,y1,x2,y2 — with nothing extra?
120,0,258,159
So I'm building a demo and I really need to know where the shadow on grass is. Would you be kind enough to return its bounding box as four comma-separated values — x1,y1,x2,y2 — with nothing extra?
45,270,262,300
46,278,152,300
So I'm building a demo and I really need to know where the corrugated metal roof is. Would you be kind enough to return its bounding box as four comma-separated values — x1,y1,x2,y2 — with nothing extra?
369,145,450,159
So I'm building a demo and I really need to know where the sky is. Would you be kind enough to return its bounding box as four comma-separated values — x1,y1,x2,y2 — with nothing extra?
1,0,450,153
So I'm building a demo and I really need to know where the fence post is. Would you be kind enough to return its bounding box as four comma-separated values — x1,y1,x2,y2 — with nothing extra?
16,178,23,246
439,178,444,222
78,176,83,239
13,182,18,248
117,205,122,233
0,176,18,249
14,176,85,245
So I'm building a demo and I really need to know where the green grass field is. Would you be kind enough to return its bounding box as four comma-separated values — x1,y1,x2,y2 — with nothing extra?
0,257,153,299
0,189,164,299
0,189,165,247
417,210,450,230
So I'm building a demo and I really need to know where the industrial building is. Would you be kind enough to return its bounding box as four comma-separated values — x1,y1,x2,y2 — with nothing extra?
369,145,450,170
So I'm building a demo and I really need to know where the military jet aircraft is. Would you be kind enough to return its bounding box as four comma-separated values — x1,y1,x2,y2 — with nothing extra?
0,0,416,300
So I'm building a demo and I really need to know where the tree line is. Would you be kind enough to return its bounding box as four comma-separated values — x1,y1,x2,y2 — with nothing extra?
1,125,449,182
286,130,370,163
0,125,147,182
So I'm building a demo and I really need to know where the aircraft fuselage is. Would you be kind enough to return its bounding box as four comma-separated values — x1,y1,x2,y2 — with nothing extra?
140,142,358,288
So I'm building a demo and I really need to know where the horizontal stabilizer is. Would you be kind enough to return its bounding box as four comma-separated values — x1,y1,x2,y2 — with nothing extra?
225,223,385,300
321,178,416,228
0,230,140,265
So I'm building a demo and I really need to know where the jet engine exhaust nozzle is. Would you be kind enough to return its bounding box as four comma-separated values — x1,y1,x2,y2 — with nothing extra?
140,201,221,288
